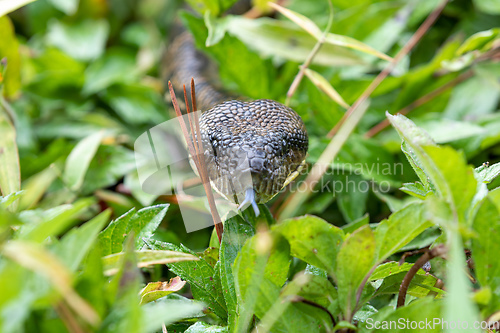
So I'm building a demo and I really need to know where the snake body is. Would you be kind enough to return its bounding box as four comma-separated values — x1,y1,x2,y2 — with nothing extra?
164,31,308,215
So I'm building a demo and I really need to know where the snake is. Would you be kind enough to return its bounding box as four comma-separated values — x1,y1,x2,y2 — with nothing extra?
163,28,308,216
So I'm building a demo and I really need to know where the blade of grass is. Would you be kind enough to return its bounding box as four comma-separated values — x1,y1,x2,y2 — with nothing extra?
304,68,350,109
0,98,20,211
3,241,100,326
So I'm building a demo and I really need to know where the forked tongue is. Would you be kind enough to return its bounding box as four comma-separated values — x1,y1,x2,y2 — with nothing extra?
237,188,260,217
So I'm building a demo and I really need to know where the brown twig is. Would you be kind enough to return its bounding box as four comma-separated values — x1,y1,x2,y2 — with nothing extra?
397,245,447,308
398,246,431,266
168,80,224,243
327,0,449,139
365,70,474,138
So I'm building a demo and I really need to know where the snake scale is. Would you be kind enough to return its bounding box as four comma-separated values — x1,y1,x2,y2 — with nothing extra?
163,25,308,216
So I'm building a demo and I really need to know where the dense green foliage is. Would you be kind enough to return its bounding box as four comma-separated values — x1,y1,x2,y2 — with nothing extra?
1,0,500,332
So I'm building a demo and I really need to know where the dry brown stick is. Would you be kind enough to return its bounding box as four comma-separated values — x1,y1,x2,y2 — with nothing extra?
184,85,202,166
189,81,224,242
168,82,199,170
365,70,474,138
326,0,449,139
168,81,224,242
397,245,447,308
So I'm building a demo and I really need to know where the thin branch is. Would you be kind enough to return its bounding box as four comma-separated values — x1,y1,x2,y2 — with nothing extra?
327,0,449,139
365,70,474,138
397,245,447,308
285,0,334,105
168,80,224,243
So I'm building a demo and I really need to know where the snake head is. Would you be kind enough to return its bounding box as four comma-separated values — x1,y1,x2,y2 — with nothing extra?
199,99,308,211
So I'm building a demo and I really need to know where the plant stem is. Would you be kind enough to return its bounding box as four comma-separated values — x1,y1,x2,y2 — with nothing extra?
397,245,446,308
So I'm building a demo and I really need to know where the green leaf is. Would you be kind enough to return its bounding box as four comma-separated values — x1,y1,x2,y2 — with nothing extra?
139,277,187,305
103,235,142,333
475,162,500,184
369,262,416,281
63,131,104,191
374,202,433,262
400,182,430,200
142,297,205,332
304,68,350,109
359,297,442,333
219,214,255,329
443,232,481,333
81,145,136,195
336,174,370,223
53,209,110,272
3,241,100,326
299,272,338,306
457,28,500,55
0,103,20,209
271,2,391,61
185,0,220,15
82,49,138,95
0,0,36,16
341,214,369,234
473,0,500,14
20,198,95,242
471,197,500,313
182,12,278,100
102,250,199,276
204,11,229,47
273,215,344,275
99,204,169,255
388,113,478,225
46,19,109,61
185,322,229,332
102,83,165,124
224,16,364,67
47,0,79,15
335,225,375,320
0,191,22,210
0,16,21,97
443,75,500,120
144,239,228,320
234,233,318,332
324,32,392,61
19,164,59,210
373,271,442,299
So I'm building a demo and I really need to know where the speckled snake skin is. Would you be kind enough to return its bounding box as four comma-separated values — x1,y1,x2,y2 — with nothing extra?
163,31,308,215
